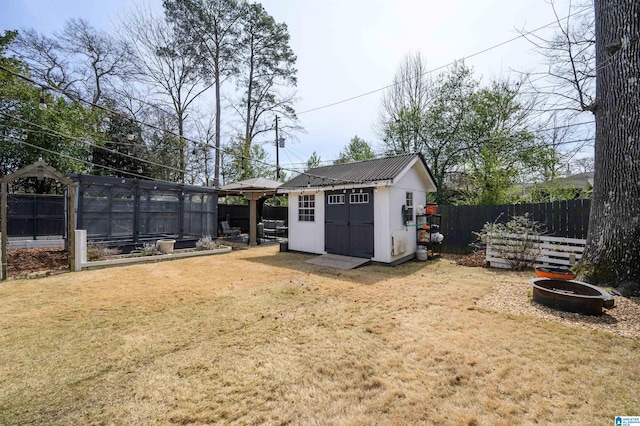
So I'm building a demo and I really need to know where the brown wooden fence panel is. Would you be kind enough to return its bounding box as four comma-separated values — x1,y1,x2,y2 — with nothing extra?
439,200,591,254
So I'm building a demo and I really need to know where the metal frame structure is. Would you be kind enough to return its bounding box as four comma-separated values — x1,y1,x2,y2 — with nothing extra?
69,174,218,246
1,161,76,280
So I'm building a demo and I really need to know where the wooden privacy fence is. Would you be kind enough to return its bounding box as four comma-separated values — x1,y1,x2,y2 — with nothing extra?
486,233,587,269
439,199,591,254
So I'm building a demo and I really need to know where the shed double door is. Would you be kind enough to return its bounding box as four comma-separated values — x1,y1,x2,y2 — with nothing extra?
325,189,374,258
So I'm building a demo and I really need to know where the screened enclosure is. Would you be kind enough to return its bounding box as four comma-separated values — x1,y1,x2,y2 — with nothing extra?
69,174,218,245
5,194,65,238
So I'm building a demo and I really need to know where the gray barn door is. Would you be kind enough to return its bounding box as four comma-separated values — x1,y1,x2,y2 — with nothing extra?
325,189,374,258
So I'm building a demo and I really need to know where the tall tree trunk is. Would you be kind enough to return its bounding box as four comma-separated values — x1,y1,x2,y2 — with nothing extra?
214,78,221,187
244,42,254,168
178,111,185,184
578,0,640,295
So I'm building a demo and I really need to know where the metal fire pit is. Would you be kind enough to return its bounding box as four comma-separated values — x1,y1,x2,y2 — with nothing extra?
528,278,614,315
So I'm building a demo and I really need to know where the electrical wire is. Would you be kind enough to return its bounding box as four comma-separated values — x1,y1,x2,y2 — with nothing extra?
0,112,186,175
5,135,181,183
0,5,613,187
295,8,592,115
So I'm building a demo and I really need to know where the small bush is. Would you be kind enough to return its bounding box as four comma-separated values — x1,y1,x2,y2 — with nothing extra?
87,244,120,261
141,242,161,256
196,236,220,250
474,213,545,271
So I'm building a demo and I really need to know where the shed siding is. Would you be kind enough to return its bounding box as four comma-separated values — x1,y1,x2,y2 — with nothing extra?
385,164,429,263
372,187,390,263
287,191,326,254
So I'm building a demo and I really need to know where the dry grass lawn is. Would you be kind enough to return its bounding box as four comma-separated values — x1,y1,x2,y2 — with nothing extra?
1,245,638,425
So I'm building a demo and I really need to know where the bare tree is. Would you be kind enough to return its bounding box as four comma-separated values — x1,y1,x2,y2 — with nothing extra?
376,52,432,154
60,18,135,105
520,0,595,114
164,0,243,187
119,5,213,183
190,111,217,186
524,0,640,293
12,29,75,92
14,18,134,106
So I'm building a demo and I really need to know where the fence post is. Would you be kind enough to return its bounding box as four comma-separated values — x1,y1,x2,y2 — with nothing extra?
32,194,37,240
0,231,3,280
1,181,7,281
74,229,86,272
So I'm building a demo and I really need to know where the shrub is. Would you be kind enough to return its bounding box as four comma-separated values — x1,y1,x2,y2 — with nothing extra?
196,236,220,250
87,244,120,261
141,242,161,256
473,213,545,271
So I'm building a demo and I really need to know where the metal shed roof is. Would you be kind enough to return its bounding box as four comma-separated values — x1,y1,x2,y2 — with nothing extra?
280,153,435,189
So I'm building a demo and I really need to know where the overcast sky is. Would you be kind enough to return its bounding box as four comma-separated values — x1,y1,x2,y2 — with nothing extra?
1,0,587,172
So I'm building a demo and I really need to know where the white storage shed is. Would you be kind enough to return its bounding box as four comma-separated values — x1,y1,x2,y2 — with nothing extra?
278,153,437,265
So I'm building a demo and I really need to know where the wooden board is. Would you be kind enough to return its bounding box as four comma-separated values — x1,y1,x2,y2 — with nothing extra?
486,233,586,269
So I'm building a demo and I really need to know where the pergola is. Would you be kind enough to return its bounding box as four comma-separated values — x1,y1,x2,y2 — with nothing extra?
1,161,76,280
219,177,282,246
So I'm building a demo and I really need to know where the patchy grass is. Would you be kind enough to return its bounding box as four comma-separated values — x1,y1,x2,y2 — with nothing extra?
0,246,638,425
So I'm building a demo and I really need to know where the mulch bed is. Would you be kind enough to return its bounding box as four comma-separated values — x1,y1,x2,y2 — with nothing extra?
443,250,488,267
7,248,69,277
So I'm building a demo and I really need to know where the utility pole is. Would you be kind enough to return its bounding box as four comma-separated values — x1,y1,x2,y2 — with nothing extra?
275,117,285,180
275,116,280,180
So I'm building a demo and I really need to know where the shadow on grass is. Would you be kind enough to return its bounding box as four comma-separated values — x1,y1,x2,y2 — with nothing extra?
241,250,444,285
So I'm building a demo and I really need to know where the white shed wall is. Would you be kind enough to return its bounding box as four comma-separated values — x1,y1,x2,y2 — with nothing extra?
371,187,390,263
287,191,326,254
382,165,429,263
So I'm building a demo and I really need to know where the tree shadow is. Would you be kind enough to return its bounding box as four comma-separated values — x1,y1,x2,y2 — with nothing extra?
241,251,440,286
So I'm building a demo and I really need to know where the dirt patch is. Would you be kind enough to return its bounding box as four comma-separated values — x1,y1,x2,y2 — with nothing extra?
6,243,249,278
445,250,488,267
7,248,69,277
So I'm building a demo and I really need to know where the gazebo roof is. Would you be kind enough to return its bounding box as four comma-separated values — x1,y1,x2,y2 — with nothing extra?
220,177,282,195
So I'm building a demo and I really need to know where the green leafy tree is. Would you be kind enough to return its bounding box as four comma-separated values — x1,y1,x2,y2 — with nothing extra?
305,151,321,170
421,62,478,203
459,80,539,205
1,30,96,191
379,60,477,203
335,135,375,164
91,111,151,178
221,138,274,183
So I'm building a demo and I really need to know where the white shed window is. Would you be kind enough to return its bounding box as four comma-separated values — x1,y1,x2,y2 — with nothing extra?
405,192,414,220
328,194,345,204
350,193,369,204
298,194,315,222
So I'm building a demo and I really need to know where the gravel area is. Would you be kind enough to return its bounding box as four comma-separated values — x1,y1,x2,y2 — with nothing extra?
445,251,640,340
476,276,640,340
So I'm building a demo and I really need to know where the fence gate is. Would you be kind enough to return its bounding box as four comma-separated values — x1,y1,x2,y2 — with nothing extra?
1,161,76,280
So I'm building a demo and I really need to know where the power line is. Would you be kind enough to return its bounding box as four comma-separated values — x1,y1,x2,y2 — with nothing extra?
296,8,592,115
0,5,603,187
1,76,595,189
0,112,186,175
5,135,179,183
